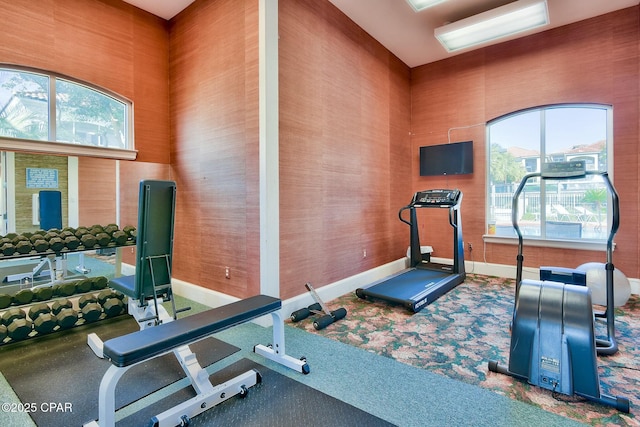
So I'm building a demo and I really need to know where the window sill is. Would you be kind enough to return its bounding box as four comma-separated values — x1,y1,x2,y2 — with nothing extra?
0,137,137,160
483,234,612,251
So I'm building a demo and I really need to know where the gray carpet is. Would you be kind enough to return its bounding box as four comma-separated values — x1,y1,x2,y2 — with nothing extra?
0,294,584,427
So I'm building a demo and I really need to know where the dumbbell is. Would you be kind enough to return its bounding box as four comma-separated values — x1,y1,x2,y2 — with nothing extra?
64,235,81,251
15,239,33,255
79,294,103,321
74,227,89,239
81,302,103,323
80,233,97,248
2,308,32,341
0,241,15,256
13,289,34,305
51,298,72,315
123,225,136,240
56,307,79,329
89,224,104,235
29,233,45,244
11,234,28,245
111,230,128,245
0,294,12,309
103,224,119,236
33,239,49,253
91,276,108,290
33,286,54,301
103,298,124,317
75,278,93,294
54,282,77,297
1,307,24,325
95,232,111,247
48,237,65,252
28,303,57,334
97,289,118,305
79,294,97,308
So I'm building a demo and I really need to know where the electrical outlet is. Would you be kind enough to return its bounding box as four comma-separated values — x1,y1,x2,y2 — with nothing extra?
363,249,367,258
225,267,230,279
468,243,473,251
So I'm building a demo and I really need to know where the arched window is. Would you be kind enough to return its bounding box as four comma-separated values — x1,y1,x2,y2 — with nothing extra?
0,65,134,159
486,104,613,246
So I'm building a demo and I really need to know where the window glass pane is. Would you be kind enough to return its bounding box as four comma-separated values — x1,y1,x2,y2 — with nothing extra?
545,107,607,170
487,105,611,242
0,70,49,140
56,79,126,148
488,110,539,237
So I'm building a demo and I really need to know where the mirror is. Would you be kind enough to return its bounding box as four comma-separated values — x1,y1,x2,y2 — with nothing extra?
1,151,118,234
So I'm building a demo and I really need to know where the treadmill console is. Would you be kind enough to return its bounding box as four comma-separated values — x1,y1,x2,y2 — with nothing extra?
412,189,461,207
541,161,586,179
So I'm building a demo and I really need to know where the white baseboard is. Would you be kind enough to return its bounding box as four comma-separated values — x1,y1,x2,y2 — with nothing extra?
134,256,640,326
170,258,407,327
460,257,640,295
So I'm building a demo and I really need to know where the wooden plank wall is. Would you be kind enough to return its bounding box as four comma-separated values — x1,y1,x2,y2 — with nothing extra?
411,7,640,278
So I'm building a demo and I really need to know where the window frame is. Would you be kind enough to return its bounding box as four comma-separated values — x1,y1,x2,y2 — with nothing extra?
484,103,614,251
0,64,136,160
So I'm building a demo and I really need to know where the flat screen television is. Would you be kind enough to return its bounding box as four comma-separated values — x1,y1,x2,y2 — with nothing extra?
419,141,474,176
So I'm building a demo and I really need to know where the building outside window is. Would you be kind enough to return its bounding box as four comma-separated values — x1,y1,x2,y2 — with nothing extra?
486,104,613,243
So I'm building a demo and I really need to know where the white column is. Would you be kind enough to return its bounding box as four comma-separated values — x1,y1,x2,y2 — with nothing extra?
259,0,279,297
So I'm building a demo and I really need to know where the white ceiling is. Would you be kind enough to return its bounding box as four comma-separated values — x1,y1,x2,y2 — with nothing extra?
123,0,639,68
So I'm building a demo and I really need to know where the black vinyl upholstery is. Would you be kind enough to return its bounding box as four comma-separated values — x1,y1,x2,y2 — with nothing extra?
103,295,281,367
109,180,176,303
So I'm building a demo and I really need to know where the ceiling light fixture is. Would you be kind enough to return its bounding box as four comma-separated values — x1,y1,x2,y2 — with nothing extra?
405,0,447,13
434,0,549,52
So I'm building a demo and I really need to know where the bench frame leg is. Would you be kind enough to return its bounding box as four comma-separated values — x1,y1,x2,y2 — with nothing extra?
84,347,262,427
253,310,310,374
149,369,261,427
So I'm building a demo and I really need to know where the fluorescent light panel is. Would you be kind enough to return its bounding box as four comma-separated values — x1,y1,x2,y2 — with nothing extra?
435,0,549,52
406,0,447,12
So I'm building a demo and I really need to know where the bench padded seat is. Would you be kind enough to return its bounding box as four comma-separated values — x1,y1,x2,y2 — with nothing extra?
103,295,281,367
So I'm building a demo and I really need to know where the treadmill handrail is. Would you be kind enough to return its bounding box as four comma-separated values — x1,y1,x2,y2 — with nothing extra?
398,205,411,226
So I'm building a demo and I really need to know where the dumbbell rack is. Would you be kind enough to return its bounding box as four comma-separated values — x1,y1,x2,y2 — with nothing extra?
0,276,127,346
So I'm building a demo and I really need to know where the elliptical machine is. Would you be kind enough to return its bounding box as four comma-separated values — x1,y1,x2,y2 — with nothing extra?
488,160,630,412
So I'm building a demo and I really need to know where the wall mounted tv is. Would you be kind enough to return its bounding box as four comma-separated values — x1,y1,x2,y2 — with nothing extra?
419,141,474,176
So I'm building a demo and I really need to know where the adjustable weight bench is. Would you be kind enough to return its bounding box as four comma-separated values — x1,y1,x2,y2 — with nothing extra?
88,180,183,358
84,294,310,427
85,181,309,426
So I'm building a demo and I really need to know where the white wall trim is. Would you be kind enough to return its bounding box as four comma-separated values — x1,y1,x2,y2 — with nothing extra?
258,0,280,297
165,256,640,326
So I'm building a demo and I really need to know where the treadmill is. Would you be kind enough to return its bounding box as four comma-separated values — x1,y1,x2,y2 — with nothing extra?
356,189,465,312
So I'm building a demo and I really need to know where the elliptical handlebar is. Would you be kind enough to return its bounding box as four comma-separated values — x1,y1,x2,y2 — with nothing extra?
511,167,621,354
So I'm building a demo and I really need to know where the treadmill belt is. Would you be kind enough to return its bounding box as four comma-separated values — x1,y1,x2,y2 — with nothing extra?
369,268,450,300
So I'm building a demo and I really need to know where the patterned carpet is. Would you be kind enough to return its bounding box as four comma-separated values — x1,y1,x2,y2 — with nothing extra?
289,274,640,426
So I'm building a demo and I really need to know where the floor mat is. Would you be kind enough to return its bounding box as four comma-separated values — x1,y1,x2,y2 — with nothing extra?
0,315,239,427
119,358,396,427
